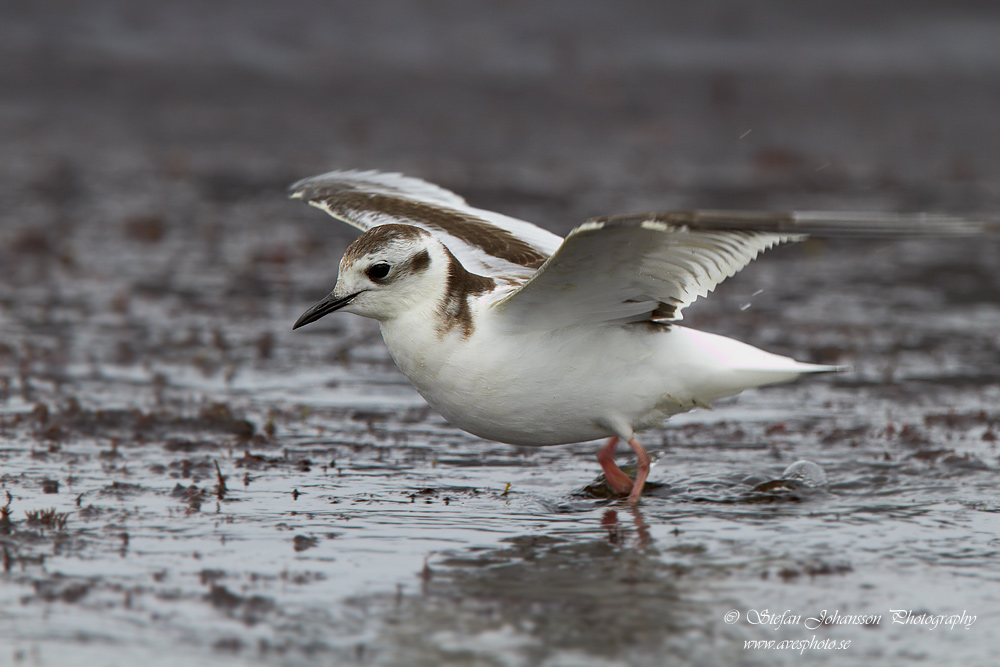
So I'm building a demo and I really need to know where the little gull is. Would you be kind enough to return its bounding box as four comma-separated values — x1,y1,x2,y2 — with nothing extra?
289,169,991,503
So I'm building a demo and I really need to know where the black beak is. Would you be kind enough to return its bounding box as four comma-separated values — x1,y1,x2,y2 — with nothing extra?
292,292,358,330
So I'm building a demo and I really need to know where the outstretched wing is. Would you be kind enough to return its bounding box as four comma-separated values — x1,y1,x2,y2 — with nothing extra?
290,170,999,330
493,216,798,330
492,209,997,332
289,170,563,279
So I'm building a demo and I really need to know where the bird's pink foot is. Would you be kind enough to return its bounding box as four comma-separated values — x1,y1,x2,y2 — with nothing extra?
597,436,635,494
626,437,651,505
597,436,650,503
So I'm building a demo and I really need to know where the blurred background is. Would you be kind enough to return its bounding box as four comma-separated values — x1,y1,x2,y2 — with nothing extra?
2,2,1000,666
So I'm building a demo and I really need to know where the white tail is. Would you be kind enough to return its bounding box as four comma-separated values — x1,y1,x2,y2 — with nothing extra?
668,327,848,403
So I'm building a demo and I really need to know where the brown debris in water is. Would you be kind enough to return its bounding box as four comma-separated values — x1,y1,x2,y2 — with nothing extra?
25,507,69,532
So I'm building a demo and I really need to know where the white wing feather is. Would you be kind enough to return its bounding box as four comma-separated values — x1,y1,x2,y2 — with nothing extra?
493,217,801,331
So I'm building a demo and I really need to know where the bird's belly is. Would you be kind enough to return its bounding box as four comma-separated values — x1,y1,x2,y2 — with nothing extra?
382,324,695,446
422,382,617,446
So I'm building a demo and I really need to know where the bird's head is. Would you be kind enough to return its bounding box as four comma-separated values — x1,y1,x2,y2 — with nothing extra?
293,224,448,328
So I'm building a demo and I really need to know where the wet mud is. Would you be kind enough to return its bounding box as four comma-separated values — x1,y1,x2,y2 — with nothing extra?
3,2,1000,665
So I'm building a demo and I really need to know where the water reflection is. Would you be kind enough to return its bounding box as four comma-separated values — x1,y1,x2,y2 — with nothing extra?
372,513,734,667
601,507,653,551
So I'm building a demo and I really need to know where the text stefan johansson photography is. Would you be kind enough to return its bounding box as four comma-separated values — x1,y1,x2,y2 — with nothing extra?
733,608,977,631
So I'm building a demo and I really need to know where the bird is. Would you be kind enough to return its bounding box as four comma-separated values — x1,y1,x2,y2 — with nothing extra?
288,169,992,503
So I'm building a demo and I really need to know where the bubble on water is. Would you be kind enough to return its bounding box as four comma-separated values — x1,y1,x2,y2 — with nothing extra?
781,460,827,487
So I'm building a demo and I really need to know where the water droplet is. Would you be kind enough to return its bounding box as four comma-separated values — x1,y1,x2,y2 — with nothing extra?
781,460,827,487
739,289,765,311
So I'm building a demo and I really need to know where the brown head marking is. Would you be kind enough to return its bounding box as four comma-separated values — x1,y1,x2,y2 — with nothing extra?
343,223,428,265
407,248,431,276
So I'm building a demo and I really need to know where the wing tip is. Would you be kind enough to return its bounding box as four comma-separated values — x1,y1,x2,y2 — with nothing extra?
287,169,470,208
287,168,369,201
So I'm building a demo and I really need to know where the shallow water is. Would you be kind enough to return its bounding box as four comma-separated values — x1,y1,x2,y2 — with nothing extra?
4,2,1000,665
3,231,999,666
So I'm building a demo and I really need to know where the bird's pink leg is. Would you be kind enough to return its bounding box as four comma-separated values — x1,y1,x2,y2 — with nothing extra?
625,438,650,505
597,436,635,495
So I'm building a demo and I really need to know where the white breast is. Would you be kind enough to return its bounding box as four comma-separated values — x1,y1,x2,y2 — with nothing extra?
381,297,831,446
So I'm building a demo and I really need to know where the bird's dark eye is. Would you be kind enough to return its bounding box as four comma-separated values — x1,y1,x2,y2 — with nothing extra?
366,263,392,281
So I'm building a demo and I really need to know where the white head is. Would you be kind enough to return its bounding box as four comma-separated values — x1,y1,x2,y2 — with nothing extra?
293,224,449,327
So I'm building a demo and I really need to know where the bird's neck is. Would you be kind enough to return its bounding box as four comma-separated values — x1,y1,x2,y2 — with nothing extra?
378,259,495,389
378,304,455,391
